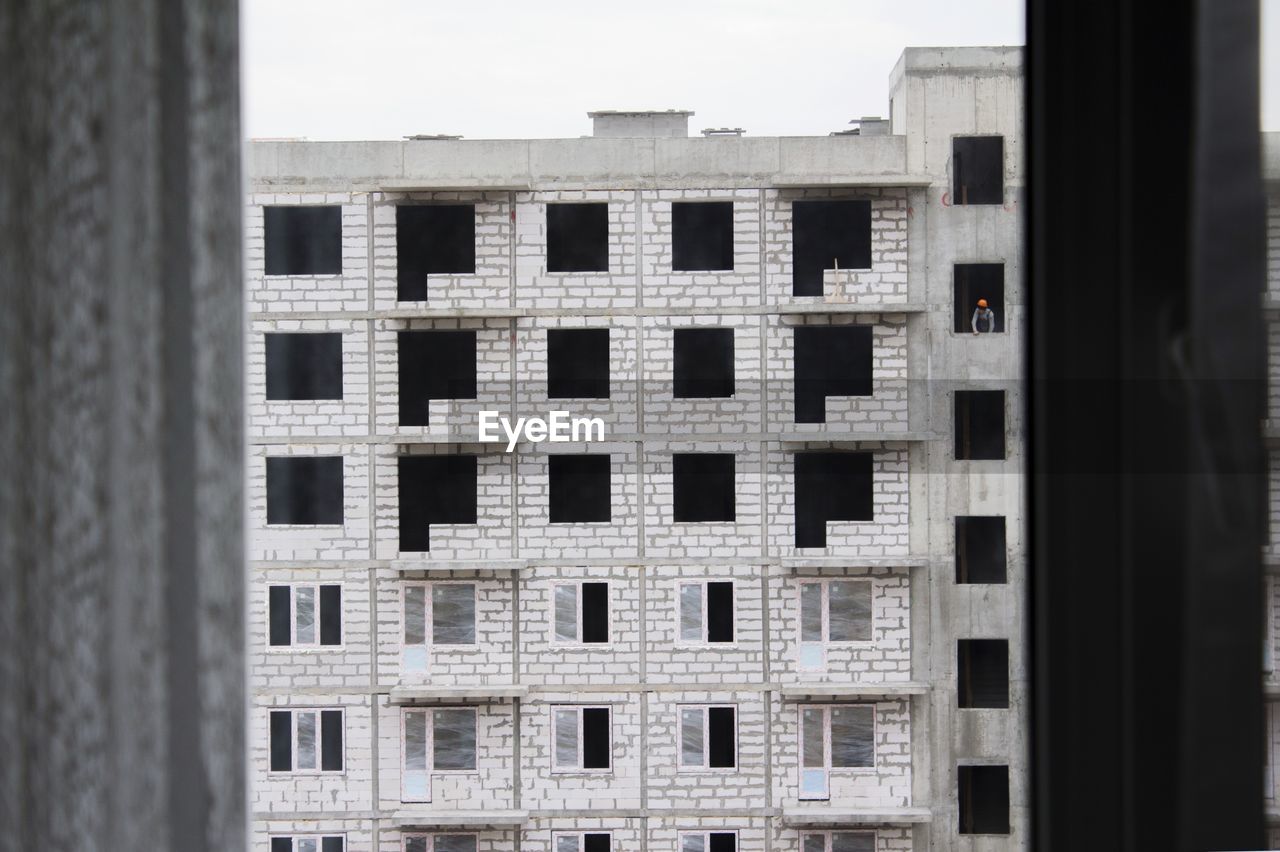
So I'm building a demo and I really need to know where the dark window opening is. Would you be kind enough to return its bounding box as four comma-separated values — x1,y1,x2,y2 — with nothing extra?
266,456,344,525
794,452,873,548
954,390,1006,460
547,203,609,272
793,325,873,423
791,200,872,297
582,707,611,769
268,586,291,646
706,581,734,643
320,585,342,645
549,455,611,523
958,764,1010,834
320,709,344,771
268,584,342,646
264,206,342,276
397,330,477,426
547,329,610,399
674,328,735,398
672,201,734,271
583,835,611,852
581,582,609,643
953,264,1005,333
396,204,476,300
398,455,478,552
958,639,1010,709
956,516,1007,584
952,136,1004,205
708,706,736,768
323,841,343,852
269,710,292,771
271,839,291,852
709,833,737,852
265,333,343,401
672,453,736,523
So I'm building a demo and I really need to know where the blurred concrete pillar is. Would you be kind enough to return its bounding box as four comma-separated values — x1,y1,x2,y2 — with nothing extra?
0,2,244,850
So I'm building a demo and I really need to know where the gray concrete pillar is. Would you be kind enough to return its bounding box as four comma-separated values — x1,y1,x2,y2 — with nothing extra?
0,2,244,850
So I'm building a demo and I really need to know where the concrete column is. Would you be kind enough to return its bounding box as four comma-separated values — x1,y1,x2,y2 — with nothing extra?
0,2,244,851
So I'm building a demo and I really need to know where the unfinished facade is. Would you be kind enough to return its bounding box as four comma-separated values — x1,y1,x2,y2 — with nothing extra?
247,46,1025,852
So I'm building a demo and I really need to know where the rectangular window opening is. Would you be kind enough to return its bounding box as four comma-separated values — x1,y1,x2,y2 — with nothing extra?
264,205,342,276
404,835,478,852
547,329,610,399
553,705,612,771
952,136,1005,205
954,390,1006,460
553,832,613,852
269,583,342,647
791,200,872,297
794,452,873,548
266,456,344,525
680,705,737,769
396,204,476,301
397,330,477,426
958,639,1010,709
953,263,1005,334
549,455,612,523
672,201,734,271
674,328,735,399
265,332,343,401
672,453,736,523
554,581,610,644
955,516,1007,584
398,455,478,552
269,708,343,773
547,203,609,272
793,325,873,423
679,831,738,852
958,764,1011,834
801,833,876,852
271,837,345,852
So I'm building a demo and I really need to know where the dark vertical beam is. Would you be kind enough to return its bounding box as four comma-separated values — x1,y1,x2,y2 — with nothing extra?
0,2,244,851
1028,0,1265,848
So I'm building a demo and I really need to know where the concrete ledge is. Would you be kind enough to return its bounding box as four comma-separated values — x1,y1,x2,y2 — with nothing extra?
779,683,930,701
394,559,528,573
772,175,933,188
782,556,929,570
773,302,928,315
777,432,937,444
390,809,529,829
781,806,932,826
390,685,528,703
1263,679,1280,700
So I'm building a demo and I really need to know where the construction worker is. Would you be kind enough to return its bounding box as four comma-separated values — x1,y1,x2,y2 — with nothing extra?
972,298,996,335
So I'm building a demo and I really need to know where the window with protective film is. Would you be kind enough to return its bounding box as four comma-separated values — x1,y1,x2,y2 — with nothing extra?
799,704,874,800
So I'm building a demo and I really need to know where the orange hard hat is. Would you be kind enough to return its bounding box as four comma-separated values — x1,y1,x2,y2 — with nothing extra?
977,299,989,308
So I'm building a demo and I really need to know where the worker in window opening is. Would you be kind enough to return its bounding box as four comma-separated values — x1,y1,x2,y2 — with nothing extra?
972,298,996,335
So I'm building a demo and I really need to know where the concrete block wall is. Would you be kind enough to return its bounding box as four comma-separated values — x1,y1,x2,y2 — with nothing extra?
373,191,513,311
248,193,370,313
640,189,763,309
763,189,910,305
247,52,1028,847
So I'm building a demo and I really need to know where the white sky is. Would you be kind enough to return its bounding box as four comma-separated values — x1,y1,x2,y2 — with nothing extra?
244,0,1280,141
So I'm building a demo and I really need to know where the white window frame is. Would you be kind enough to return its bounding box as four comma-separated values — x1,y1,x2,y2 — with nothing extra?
674,579,736,647
678,704,738,772
799,830,878,852
550,704,613,774
550,580,611,646
270,836,346,852
402,580,479,675
401,833,480,852
551,831,614,852
400,706,480,802
798,704,877,801
266,582,344,650
268,707,345,776
677,830,739,852
797,578,874,672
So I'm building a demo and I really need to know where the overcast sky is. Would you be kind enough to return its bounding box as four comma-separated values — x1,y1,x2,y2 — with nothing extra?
244,0,1280,140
